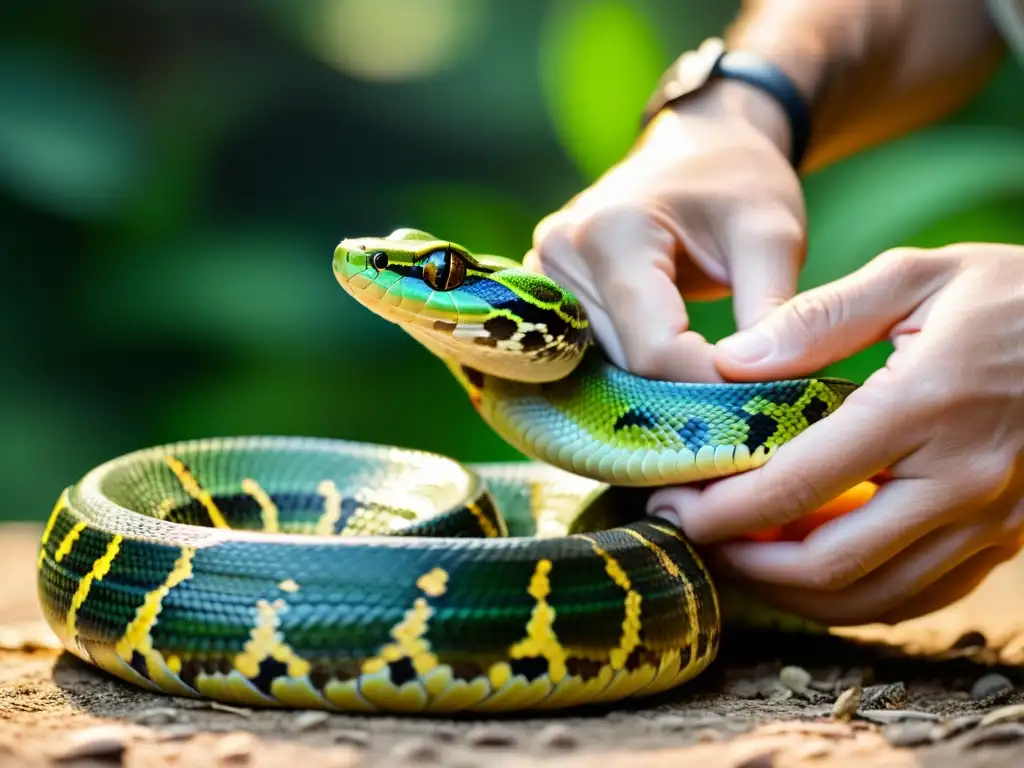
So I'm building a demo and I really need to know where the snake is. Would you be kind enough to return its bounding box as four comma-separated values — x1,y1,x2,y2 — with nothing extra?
37,228,858,714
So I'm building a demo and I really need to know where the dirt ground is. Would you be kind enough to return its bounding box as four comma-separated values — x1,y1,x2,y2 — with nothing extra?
2,523,1023,767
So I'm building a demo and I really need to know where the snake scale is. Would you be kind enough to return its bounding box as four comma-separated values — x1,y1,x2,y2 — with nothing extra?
37,228,858,714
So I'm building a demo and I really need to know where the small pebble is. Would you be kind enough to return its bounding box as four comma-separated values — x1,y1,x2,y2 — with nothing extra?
215,733,255,763
464,724,517,748
735,751,775,768
779,665,812,695
390,737,440,763
971,673,1014,702
653,714,689,731
537,724,577,750
979,703,1024,727
861,682,908,710
133,707,182,725
695,728,723,743
333,730,370,747
54,726,131,763
290,711,330,732
832,686,862,721
884,721,936,748
930,714,982,741
207,702,254,717
960,722,1024,749
857,709,940,725
157,725,200,742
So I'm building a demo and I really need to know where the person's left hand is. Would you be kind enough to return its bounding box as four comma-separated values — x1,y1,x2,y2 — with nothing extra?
649,242,1024,626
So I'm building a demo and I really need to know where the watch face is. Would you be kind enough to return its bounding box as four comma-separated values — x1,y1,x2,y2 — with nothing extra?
642,37,725,125
660,37,726,103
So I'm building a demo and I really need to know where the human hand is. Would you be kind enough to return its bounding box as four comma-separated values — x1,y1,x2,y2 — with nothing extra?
651,243,1024,625
525,80,804,382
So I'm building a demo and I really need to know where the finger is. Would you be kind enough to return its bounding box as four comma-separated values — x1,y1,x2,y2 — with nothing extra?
723,208,805,330
732,519,1002,626
707,477,956,590
713,247,949,381
878,545,1019,625
648,395,918,543
575,208,724,382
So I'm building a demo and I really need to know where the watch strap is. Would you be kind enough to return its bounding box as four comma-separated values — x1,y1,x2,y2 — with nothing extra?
641,39,812,170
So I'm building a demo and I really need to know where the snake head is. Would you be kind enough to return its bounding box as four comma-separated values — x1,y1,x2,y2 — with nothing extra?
333,229,591,383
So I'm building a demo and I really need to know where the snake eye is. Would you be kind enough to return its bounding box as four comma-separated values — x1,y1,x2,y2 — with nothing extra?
422,247,466,291
370,251,389,271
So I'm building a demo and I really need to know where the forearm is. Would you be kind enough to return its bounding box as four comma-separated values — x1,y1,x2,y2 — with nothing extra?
726,0,1006,171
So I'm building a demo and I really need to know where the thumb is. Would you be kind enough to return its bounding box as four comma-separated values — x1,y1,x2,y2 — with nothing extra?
724,210,805,330
713,250,939,380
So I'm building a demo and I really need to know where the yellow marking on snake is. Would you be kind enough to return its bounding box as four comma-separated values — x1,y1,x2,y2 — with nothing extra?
466,500,498,538
620,528,680,578
38,490,68,569
277,579,300,593
54,521,87,564
164,456,230,529
507,559,568,683
362,568,444,677
67,535,123,642
315,480,342,536
154,498,176,520
576,535,642,670
115,547,196,671
647,522,717,664
416,568,448,597
234,599,311,678
242,478,279,533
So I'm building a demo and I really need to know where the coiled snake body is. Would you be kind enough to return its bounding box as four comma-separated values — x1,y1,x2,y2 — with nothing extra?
37,229,857,713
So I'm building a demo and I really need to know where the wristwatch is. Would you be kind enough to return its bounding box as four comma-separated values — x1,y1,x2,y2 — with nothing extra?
640,37,812,171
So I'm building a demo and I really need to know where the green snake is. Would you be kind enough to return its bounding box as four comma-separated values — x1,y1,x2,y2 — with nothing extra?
37,228,857,714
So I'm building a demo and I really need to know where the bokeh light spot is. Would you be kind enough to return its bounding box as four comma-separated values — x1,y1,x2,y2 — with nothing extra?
309,0,486,82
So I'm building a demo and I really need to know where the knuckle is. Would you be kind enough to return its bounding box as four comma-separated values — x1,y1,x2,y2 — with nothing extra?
784,289,846,339
957,453,1015,503
802,547,872,591
874,245,950,285
623,341,674,380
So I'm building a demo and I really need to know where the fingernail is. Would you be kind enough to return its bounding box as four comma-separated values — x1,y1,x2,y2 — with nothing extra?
650,507,682,527
717,330,772,363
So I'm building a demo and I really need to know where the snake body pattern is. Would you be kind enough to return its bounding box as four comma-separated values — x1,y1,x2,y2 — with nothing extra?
37,229,858,714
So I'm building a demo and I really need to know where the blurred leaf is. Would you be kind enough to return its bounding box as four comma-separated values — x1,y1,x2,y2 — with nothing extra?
539,0,666,181
396,181,539,260
802,126,1024,286
0,48,145,221
81,229,399,357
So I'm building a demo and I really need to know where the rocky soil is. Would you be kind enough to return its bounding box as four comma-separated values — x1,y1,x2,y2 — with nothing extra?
2,522,1023,767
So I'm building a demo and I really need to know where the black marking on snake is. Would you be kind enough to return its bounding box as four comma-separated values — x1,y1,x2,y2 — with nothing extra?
388,657,417,686
509,656,549,682
743,413,779,451
566,657,604,681
528,282,563,304
474,336,499,348
251,657,289,696
614,407,658,432
448,661,486,682
130,650,152,681
520,330,546,351
177,658,229,690
676,417,711,453
757,382,806,406
462,366,485,389
333,496,363,535
433,320,457,334
483,315,518,341
802,397,829,425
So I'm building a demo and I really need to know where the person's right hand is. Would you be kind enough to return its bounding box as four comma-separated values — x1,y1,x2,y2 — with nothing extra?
525,80,807,383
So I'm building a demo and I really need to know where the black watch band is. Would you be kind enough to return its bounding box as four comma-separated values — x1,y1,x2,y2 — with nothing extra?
641,39,813,170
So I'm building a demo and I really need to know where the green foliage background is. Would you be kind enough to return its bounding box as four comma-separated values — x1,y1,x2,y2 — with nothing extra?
2,1,1023,522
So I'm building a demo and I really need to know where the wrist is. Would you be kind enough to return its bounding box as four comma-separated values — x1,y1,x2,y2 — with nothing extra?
666,79,792,158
